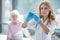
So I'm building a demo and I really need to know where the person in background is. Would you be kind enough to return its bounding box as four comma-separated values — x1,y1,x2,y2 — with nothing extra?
7,10,33,40
22,2,56,40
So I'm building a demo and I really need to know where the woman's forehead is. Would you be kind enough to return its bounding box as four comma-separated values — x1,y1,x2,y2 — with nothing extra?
12,13,18,16
41,4,48,8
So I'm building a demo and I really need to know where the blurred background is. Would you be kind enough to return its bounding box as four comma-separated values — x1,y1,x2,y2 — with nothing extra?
0,0,60,40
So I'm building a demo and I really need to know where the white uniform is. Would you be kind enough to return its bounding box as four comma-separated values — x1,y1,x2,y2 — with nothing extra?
26,19,56,40
35,19,56,40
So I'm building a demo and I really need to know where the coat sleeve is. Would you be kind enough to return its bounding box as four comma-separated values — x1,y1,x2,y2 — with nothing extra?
48,21,56,35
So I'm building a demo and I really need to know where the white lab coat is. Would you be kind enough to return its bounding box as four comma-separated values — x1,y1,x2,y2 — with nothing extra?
27,19,56,40
35,19,56,40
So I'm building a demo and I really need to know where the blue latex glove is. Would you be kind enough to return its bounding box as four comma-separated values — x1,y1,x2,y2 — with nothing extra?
25,12,34,22
33,14,42,24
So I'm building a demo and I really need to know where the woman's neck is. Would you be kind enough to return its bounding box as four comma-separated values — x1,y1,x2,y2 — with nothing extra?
43,16,48,22
12,20,19,25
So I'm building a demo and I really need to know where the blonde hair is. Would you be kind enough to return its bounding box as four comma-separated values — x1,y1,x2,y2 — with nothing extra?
39,2,55,24
11,10,20,21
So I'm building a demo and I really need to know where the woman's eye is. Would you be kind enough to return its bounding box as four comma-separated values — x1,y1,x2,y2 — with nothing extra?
45,8,47,10
41,8,43,10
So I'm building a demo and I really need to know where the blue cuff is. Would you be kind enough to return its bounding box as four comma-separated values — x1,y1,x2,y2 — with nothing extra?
33,14,42,24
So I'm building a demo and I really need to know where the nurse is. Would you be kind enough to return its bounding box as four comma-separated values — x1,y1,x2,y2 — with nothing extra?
22,2,56,40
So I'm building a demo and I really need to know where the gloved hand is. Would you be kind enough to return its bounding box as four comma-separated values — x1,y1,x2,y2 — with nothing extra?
25,12,34,22
33,14,42,24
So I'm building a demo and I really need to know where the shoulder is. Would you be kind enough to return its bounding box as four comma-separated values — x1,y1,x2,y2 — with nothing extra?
49,20,56,27
51,20,55,24
19,22,23,25
7,23,12,30
8,22,13,28
8,23,12,26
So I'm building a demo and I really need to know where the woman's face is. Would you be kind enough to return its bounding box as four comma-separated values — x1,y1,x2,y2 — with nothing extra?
11,13,18,21
40,4,49,17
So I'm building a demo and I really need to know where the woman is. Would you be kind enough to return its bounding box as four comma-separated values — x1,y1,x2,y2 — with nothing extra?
22,2,56,40
7,10,23,40
7,10,33,40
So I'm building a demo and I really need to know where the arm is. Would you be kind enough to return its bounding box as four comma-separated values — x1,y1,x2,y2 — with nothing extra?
40,23,49,34
40,21,56,35
22,21,28,28
33,14,49,34
7,25,12,40
22,12,34,28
